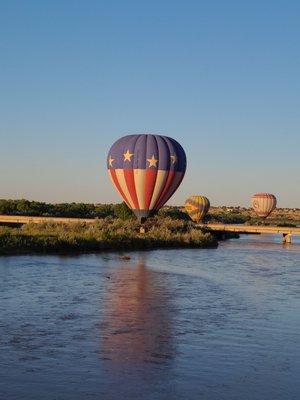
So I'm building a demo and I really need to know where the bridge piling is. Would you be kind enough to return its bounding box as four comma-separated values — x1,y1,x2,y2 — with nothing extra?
197,222,300,243
282,233,292,244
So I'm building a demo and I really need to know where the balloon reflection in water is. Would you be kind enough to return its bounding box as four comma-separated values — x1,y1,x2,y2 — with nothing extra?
100,257,175,364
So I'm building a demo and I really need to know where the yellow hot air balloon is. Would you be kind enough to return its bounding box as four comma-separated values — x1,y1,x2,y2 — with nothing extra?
251,193,277,218
185,196,210,223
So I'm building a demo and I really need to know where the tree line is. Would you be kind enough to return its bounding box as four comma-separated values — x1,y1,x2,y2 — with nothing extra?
0,198,251,224
0,199,129,219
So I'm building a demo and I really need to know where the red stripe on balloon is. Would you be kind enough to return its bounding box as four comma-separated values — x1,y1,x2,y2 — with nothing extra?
109,169,131,208
144,169,158,210
155,172,184,210
153,170,175,210
124,169,140,210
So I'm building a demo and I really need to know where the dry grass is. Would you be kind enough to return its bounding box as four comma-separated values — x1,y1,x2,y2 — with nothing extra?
0,216,217,254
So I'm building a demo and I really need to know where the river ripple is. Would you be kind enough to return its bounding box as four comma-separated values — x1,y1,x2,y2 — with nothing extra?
0,234,299,400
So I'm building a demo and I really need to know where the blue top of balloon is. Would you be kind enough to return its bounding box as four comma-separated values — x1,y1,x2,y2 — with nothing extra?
107,134,186,172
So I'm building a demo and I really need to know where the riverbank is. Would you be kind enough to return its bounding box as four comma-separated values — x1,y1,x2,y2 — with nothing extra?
0,217,217,255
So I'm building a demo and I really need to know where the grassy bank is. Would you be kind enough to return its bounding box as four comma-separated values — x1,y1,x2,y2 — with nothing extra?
0,217,217,255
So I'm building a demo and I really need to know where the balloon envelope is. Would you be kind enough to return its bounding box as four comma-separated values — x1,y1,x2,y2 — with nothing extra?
251,193,277,218
107,134,187,220
185,196,210,222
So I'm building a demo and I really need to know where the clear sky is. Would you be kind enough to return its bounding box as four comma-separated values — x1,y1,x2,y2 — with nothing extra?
1,1,299,207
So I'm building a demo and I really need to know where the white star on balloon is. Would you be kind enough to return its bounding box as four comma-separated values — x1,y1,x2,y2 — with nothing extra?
147,154,158,168
108,155,114,167
123,149,134,162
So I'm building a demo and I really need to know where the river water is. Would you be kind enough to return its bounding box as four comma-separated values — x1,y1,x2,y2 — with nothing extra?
0,235,299,400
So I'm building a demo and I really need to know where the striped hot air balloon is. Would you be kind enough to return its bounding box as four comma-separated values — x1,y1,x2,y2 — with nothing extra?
251,193,277,218
107,134,187,221
185,196,210,223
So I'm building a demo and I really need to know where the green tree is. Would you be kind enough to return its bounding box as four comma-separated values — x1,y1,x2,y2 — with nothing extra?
113,202,133,220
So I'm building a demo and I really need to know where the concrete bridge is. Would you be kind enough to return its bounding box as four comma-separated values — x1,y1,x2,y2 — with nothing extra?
201,223,300,243
0,215,95,225
0,215,299,243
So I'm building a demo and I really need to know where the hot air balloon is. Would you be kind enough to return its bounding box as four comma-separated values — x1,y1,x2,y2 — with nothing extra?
185,196,210,223
107,134,187,221
251,193,277,218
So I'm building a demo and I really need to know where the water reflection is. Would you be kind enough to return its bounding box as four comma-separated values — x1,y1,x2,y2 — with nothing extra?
100,256,175,365
1,240,299,400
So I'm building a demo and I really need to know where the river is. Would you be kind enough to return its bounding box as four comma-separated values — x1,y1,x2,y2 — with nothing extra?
0,234,299,400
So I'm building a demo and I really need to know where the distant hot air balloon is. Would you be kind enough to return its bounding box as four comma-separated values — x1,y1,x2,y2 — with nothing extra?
185,196,210,223
251,193,277,218
107,134,187,221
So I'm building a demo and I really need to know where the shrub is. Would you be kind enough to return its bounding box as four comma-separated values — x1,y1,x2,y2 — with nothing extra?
207,212,250,224
113,202,133,220
94,204,115,218
157,206,190,221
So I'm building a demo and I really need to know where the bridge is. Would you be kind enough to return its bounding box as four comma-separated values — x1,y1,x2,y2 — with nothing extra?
0,215,95,225
201,223,300,243
0,215,299,243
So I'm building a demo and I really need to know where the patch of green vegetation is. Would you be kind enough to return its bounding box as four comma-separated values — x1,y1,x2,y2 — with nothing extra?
0,217,217,255
0,199,117,219
275,222,297,228
157,206,190,221
207,212,250,224
113,202,133,220
248,218,299,227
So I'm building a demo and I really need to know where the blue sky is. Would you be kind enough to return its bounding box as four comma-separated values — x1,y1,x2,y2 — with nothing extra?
0,1,299,207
